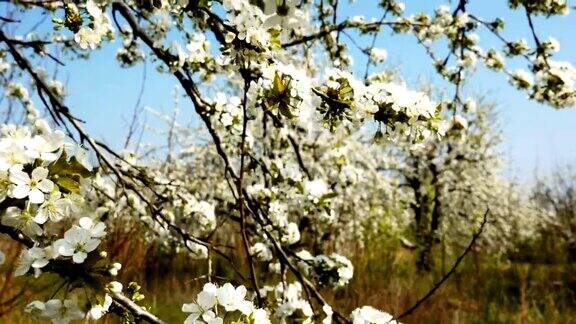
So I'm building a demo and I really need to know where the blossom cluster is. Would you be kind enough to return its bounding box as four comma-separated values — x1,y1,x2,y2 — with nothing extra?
182,282,269,324
67,1,113,50
0,118,135,323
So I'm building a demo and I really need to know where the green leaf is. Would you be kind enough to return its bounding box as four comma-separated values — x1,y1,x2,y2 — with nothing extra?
54,176,82,194
278,102,296,119
49,151,93,178
48,151,95,193
273,72,286,94
320,192,338,202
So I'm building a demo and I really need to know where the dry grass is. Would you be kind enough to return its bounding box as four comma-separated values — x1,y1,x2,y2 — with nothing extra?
1,224,576,323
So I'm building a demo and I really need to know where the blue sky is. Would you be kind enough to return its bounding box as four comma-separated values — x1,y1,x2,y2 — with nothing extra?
343,1,576,179
10,1,576,180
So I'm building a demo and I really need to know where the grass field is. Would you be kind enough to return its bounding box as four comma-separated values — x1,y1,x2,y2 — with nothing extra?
2,223,575,324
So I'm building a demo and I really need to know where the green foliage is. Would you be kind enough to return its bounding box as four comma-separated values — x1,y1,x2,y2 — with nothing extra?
127,282,146,302
265,71,299,119
314,78,355,131
63,3,82,33
48,151,95,194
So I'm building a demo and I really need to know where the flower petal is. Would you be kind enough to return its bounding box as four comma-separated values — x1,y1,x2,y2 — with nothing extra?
31,167,48,181
11,185,29,199
72,252,87,263
33,212,48,224
9,168,29,186
28,188,44,204
24,222,43,237
37,179,54,193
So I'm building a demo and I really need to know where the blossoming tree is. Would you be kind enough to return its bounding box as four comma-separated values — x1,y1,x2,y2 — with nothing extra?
0,0,573,323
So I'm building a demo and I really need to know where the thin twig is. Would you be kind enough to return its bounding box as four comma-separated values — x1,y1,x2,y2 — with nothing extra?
395,209,490,320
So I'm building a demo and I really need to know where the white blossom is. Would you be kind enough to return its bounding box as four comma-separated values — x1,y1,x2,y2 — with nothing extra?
53,226,101,263
86,295,112,320
216,283,253,314
15,247,50,276
41,299,85,324
369,48,388,63
2,206,43,237
9,166,54,204
304,179,329,200
35,191,72,224
351,306,396,324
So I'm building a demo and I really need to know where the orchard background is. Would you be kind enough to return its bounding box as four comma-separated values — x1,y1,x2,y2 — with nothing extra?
0,0,575,323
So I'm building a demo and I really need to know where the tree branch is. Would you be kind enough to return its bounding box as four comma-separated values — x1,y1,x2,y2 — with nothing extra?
395,209,490,320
